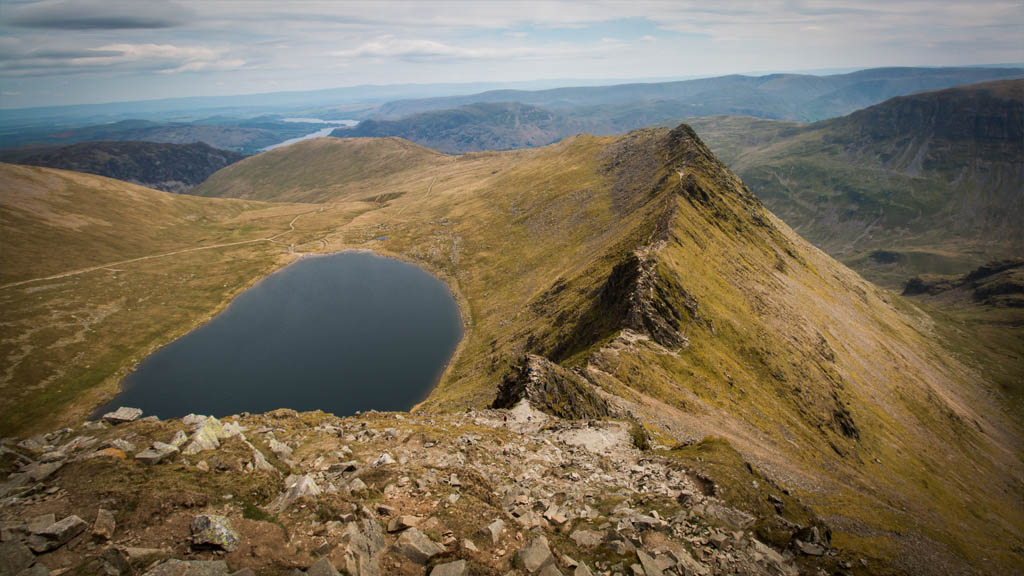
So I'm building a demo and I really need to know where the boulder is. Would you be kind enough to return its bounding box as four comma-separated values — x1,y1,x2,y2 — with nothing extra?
141,559,231,576
26,514,55,534
795,540,826,556
574,564,594,576
372,453,394,467
394,527,444,564
306,557,341,576
269,439,292,460
538,565,564,576
25,461,62,482
430,560,467,576
273,474,322,509
0,540,34,576
479,519,504,545
341,518,387,576
170,430,188,447
570,529,603,548
135,442,179,466
637,550,663,576
103,407,143,424
27,515,87,553
92,508,116,541
15,565,48,576
386,515,419,533
183,419,225,455
517,535,555,573
190,515,239,552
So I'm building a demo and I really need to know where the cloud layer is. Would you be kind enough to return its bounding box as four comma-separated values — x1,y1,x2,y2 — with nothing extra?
0,0,1021,107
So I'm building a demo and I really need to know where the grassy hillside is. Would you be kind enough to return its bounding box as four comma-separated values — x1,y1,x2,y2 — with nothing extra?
194,137,445,203
4,129,1022,574
0,141,245,193
687,79,1024,287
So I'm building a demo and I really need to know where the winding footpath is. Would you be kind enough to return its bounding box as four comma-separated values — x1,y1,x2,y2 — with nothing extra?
0,208,322,291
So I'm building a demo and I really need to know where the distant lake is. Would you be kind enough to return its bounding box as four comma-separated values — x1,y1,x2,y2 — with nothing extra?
261,118,359,151
95,252,462,420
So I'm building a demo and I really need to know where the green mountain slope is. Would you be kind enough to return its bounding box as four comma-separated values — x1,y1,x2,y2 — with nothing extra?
333,102,583,153
4,128,1022,574
687,79,1024,287
0,141,245,193
331,68,1022,155
374,66,1023,122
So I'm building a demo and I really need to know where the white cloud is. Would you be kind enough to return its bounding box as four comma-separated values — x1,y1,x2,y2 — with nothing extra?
330,35,624,62
0,0,1021,106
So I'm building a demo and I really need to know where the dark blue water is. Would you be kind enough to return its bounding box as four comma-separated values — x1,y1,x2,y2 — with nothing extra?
95,252,462,419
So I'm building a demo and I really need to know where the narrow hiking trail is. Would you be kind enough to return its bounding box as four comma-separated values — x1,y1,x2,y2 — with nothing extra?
0,208,323,291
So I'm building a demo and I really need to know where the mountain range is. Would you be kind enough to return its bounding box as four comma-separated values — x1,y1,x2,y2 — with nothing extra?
0,141,245,193
3,122,1020,573
687,79,1024,286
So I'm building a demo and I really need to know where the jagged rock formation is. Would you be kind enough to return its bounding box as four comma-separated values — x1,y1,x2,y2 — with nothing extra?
0,406,840,575
491,355,611,420
903,258,1024,307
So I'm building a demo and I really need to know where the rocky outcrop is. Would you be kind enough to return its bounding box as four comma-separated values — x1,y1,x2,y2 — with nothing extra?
0,407,840,576
903,258,1024,307
492,355,611,419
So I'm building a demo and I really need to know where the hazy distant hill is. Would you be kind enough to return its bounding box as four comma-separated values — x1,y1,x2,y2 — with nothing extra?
373,66,1023,122
0,117,327,154
688,79,1024,286
333,102,585,153
0,141,245,193
333,67,1023,155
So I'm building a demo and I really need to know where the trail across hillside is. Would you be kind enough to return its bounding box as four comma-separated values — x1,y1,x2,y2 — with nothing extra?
0,208,321,291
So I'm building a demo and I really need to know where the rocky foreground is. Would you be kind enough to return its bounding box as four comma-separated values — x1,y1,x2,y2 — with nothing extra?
1,399,854,576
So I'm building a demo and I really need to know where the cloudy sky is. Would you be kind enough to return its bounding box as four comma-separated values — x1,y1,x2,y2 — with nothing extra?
1,0,1021,108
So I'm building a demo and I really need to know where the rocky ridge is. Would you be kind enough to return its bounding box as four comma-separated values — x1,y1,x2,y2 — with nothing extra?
0,399,848,576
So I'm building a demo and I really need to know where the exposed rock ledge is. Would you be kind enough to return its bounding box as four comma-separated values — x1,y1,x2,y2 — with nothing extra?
0,405,840,576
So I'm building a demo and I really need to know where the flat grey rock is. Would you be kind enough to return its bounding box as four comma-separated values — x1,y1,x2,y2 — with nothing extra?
27,515,86,553
304,557,340,576
517,535,554,573
142,559,231,576
429,559,467,576
394,527,444,564
92,508,116,540
0,540,34,576
103,407,143,424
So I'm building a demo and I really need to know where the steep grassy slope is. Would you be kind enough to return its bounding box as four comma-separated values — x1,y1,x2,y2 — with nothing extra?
0,141,245,193
687,79,1024,287
4,130,1022,574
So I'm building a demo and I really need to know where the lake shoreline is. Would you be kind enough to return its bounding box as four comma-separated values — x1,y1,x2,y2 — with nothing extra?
92,248,465,420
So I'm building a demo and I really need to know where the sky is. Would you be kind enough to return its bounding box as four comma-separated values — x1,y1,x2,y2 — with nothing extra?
0,0,1022,109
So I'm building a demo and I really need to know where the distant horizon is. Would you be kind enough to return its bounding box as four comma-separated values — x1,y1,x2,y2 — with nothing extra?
2,0,1021,109
3,61,1022,112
